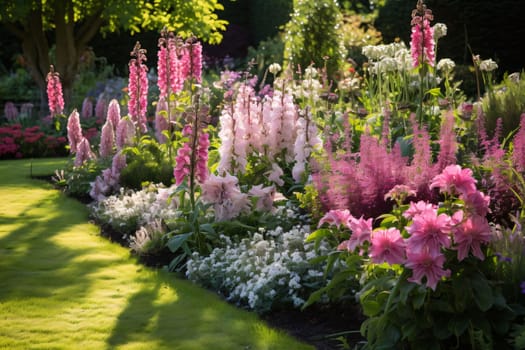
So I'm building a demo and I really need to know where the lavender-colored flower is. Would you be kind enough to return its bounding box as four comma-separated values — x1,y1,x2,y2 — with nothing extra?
81,97,93,119
4,102,18,121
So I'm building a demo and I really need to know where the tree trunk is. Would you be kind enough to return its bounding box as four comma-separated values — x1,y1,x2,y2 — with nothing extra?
5,7,50,117
5,0,105,115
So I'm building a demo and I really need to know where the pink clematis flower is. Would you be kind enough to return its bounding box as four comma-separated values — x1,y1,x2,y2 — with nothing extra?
452,212,492,261
430,164,477,196
369,228,406,265
405,248,451,291
406,209,451,255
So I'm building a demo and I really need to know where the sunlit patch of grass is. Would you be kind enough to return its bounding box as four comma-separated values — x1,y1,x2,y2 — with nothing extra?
0,158,313,350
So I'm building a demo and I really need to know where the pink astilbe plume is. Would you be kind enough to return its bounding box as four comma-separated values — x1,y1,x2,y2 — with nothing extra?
154,97,170,143
116,117,136,150
66,109,83,154
74,137,95,167
410,0,435,67
127,42,149,134
369,228,406,265
106,99,121,131
435,110,457,172
99,120,115,158
46,65,65,115
512,113,525,172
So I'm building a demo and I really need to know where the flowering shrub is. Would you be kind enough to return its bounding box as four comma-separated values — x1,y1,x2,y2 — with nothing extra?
186,206,335,314
90,184,180,237
0,124,67,159
310,165,517,348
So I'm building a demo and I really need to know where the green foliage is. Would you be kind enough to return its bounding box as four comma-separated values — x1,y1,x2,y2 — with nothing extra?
0,68,39,104
246,35,285,82
54,158,109,200
0,0,228,44
283,0,345,79
483,71,525,138
119,136,174,190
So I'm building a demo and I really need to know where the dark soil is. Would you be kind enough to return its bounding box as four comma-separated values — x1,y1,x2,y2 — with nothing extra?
38,174,367,349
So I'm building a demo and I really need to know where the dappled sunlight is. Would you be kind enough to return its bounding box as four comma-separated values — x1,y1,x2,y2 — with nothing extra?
0,159,311,350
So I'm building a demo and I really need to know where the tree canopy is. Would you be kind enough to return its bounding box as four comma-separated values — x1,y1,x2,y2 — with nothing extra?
0,0,228,111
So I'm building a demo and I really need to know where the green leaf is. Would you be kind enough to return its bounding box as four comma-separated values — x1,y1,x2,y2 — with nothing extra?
448,315,469,337
167,232,192,253
361,300,382,317
471,274,493,312
305,228,332,243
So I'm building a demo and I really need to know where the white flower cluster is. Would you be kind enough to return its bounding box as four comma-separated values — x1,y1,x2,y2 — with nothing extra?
362,42,413,75
186,221,333,314
90,184,179,236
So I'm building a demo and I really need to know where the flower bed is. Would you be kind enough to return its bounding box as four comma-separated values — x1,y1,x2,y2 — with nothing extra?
43,1,525,348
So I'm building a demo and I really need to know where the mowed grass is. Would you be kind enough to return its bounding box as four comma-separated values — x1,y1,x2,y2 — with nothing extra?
0,158,313,350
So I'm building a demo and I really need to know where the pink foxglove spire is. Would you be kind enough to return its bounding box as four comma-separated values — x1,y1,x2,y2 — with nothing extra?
99,120,115,158
106,99,121,131
410,0,435,67
157,29,183,97
116,117,136,150
180,38,203,83
46,65,65,115
196,132,210,183
66,109,82,154
127,42,149,134
74,137,95,167
81,97,93,119
154,97,169,143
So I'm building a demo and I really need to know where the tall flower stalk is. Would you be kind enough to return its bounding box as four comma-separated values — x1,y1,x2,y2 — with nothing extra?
157,29,180,159
128,42,149,134
410,0,435,125
46,65,65,116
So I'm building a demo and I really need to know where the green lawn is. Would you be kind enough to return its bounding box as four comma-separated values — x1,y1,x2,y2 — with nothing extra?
0,158,313,350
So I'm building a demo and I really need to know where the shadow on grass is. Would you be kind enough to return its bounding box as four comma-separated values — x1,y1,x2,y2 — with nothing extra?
0,158,313,350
